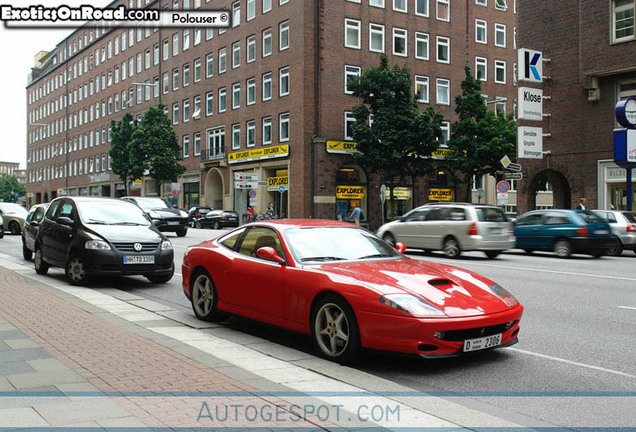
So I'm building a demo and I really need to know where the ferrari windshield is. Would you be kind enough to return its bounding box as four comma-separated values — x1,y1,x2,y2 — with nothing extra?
285,227,401,263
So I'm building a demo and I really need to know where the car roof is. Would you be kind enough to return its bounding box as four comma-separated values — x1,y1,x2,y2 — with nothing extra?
243,219,358,231
52,196,136,205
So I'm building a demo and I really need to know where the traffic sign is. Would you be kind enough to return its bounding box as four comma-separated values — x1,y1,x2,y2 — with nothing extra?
506,163,522,172
248,189,257,198
504,172,524,180
278,186,287,193
496,181,511,193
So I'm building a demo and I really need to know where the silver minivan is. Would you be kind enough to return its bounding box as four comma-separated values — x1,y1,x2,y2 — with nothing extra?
591,210,636,256
376,203,515,258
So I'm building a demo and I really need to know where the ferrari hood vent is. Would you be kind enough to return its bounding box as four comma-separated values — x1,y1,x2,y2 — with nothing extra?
428,278,452,287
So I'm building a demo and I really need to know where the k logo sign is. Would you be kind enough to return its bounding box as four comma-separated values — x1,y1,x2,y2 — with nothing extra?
518,48,543,83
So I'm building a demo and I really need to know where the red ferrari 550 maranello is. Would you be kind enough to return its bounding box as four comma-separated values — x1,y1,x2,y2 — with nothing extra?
182,219,523,363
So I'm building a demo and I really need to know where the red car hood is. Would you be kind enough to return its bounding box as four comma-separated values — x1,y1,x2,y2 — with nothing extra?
313,258,514,317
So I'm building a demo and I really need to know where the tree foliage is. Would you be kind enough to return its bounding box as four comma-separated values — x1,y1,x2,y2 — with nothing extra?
130,105,186,194
109,113,140,197
0,174,26,202
349,54,444,180
446,65,517,199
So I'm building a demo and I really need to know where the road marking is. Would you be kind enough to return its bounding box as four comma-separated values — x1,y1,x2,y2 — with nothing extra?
509,348,636,379
618,306,636,311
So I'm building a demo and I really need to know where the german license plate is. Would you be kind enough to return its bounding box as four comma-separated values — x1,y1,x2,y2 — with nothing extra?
167,221,181,225
488,227,502,234
123,255,155,264
463,333,502,352
595,230,609,235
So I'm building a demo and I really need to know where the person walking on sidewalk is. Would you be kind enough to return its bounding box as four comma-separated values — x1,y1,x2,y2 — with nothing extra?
348,203,362,226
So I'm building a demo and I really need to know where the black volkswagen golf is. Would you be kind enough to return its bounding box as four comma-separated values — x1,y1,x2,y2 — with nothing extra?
34,196,174,285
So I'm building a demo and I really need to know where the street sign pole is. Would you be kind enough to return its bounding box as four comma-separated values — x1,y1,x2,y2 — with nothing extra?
380,184,386,226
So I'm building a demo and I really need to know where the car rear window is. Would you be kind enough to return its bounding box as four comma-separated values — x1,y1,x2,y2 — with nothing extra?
476,207,507,222
578,211,604,223
622,212,636,223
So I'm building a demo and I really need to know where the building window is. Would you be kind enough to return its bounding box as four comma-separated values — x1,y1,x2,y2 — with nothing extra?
439,121,450,145
194,58,201,82
247,0,256,20
172,103,179,125
247,78,256,105
262,117,272,145
344,65,361,95
263,0,272,13
494,60,506,84
183,99,190,122
232,1,240,27
392,28,407,56
262,72,272,101
183,29,190,51
436,36,450,63
219,87,227,112
232,123,241,150
183,64,190,86
194,132,201,156
495,0,507,11
436,78,450,105
205,91,213,116
345,19,361,49
246,120,256,147
344,111,356,140
475,19,487,44
495,23,506,47
162,39,169,61
436,0,450,21
415,75,429,103
614,0,635,42
279,113,290,141
172,33,179,56
207,127,225,159
393,0,407,13
247,35,256,63
232,41,241,69
172,68,179,91
232,82,241,109
279,66,290,96
369,23,385,53
475,57,487,81
415,0,429,16
193,95,201,119
370,0,384,8
219,48,227,73
263,28,272,56
415,32,429,60
206,53,214,77
183,135,190,158
279,21,290,50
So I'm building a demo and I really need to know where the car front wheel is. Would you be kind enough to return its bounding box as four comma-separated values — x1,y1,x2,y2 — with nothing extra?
606,237,623,256
485,251,501,259
311,295,360,364
9,221,21,235
443,237,461,258
176,227,188,237
34,246,49,275
191,270,223,321
22,242,33,260
66,255,89,285
554,239,572,258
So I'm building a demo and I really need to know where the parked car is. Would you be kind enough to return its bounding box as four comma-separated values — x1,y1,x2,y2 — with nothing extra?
196,209,240,229
0,202,28,235
376,203,515,258
34,196,174,285
122,196,189,237
0,214,4,238
182,219,523,363
21,203,50,260
591,210,636,256
188,206,213,227
513,209,614,258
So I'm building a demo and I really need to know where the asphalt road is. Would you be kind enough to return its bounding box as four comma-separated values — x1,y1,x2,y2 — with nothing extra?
1,229,635,428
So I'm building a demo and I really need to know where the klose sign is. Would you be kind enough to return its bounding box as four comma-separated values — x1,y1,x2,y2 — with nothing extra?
518,87,543,121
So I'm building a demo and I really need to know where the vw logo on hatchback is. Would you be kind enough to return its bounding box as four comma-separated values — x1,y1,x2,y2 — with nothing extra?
133,243,143,252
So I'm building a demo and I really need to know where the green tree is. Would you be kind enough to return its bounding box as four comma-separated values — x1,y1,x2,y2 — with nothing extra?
349,54,444,180
109,113,141,197
131,105,186,196
0,174,26,202
446,65,517,200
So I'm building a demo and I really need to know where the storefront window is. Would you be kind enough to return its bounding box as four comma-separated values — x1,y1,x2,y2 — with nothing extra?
335,165,367,222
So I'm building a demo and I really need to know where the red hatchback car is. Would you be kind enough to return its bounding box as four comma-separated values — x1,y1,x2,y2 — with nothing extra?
182,220,523,363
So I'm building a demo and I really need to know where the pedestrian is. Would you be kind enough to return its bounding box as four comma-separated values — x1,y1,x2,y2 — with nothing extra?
247,205,254,222
348,203,362,226
576,197,587,210
266,202,275,218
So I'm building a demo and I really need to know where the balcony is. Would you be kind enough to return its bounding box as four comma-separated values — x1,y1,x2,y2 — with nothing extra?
200,147,227,168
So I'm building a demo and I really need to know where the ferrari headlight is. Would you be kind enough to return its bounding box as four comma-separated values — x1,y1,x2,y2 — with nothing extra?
161,240,172,250
379,294,446,317
489,283,518,307
85,240,111,250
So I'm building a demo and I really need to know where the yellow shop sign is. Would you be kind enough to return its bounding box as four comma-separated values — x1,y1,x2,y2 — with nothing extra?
336,185,366,199
267,176,289,191
228,144,289,164
326,140,359,154
428,188,454,201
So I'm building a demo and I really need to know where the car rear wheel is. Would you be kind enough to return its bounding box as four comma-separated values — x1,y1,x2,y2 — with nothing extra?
22,242,33,260
9,221,21,235
66,255,89,285
195,219,202,229
311,294,361,364
147,265,174,284
443,237,461,258
485,251,501,259
191,269,223,322
176,227,188,237
34,246,49,275
606,237,623,256
554,240,572,258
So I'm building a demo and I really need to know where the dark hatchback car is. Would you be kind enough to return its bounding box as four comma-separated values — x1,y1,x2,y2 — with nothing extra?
122,196,189,237
197,209,240,229
513,209,614,258
21,203,50,260
34,196,174,285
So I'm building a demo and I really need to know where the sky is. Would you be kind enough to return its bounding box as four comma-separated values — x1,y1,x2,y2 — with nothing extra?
0,0,112,168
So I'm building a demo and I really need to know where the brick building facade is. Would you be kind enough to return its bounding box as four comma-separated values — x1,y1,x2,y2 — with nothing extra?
516,0,636,212
26,0,517,228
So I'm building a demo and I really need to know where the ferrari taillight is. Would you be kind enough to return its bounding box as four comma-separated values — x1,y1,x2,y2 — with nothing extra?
627,224,636,233
467,222,478,236
576,226,589,237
